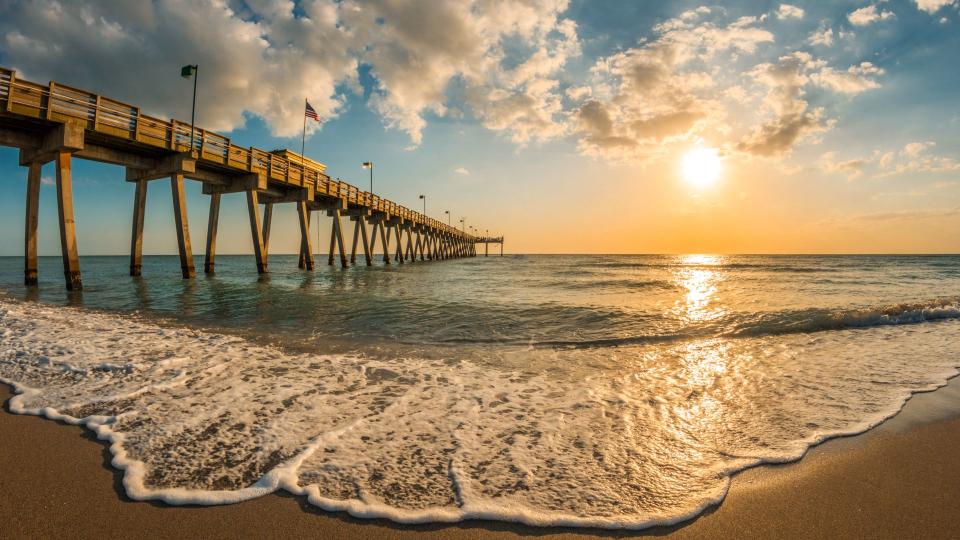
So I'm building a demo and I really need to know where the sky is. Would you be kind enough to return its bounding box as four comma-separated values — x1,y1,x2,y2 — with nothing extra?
0,0,958,255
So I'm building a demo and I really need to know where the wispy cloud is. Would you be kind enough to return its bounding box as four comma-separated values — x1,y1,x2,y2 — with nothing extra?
914,0,957,14
453,167,470,176
848,4,896,26
776,4,805,19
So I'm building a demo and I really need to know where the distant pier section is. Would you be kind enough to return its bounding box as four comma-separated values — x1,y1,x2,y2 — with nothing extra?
0,67,502,290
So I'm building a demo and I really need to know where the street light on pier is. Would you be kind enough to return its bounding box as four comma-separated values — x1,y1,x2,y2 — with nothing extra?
180,64,199,152
361,162,373,193
419,194,426,216
460,217,466,232
445,210,450,226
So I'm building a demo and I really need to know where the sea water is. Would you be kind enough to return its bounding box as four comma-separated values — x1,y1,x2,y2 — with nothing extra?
0,254,958,528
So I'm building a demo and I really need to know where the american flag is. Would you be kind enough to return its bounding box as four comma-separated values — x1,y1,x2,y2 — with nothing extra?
305,101,320,121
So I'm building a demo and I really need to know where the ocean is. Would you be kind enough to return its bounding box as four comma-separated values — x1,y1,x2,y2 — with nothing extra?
1,254,958,528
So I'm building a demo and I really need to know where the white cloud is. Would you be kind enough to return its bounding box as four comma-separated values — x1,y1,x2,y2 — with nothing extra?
817,151,866,179
807,27,834,47
453,167,470,176
737,53,884,157
847,4,896,26
0,0,579,147
343,0,580,146
776,4,805,19
571,12,774,160
915,0,956,14
875,141,960,176
0,0,355,138
40,176,55,186
810,62,884,94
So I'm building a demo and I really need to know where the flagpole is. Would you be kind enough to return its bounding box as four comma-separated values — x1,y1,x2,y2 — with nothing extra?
301,98,307,167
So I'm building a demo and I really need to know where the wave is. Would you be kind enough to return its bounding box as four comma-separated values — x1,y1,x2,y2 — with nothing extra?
583,261,844,273
445,298,960,350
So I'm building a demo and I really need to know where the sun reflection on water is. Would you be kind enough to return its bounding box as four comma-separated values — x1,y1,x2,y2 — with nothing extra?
672,254,726,324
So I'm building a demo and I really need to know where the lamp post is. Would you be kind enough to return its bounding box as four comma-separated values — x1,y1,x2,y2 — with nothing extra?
460,218,465,232
180,64,199,152
445,210,450,226
419,194,426,216
362,162,373,193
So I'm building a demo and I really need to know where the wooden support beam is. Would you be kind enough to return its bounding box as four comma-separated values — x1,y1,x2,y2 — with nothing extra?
55,151,82,290
359,215,373,266
261,202,273,265
327,208,348,268
376,221,391,264
125,152,195,182
246,190,268,274
204,193,221,274
24,162,41,286
129,180,147,276
350,219,361,265
393,224,404,264
20,123,85,166
297,201,314,270
405,228,415,261
170,174,196,279
201,172,267,194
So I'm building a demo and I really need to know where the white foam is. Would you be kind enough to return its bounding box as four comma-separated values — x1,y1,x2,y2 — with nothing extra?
1,298,959,529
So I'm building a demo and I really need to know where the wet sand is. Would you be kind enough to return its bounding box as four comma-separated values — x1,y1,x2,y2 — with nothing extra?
2,383,960,539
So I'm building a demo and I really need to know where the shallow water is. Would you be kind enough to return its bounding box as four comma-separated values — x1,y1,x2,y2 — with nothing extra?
0,254,958,528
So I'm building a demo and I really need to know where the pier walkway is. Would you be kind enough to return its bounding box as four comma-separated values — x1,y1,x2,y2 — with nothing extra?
0,67,502,290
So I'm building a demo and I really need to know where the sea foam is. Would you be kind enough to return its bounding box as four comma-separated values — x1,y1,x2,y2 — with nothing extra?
1,297,959,529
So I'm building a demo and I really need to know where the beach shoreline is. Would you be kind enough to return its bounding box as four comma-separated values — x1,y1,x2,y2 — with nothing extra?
3,381,960,539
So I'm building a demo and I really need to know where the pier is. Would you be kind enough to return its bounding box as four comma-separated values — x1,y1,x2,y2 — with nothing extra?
0,67,502,290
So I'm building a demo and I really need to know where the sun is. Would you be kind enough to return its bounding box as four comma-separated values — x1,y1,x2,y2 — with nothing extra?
681,147,722,188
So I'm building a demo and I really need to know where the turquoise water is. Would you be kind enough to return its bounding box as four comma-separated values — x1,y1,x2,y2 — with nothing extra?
1,254,958,528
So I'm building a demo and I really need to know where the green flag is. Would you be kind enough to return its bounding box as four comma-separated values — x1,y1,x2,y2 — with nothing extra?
180,65,196,78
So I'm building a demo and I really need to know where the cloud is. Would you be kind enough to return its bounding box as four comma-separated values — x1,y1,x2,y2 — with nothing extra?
817,151,867,179
915,0,957,13
453,167,470,176
0,0,356,138
737,53,830,156
875,141,960,176
810,62,884,94
807,27,834,47
736,52,884,157
0,0,578,147
847,4,896,26
570,11,774,160
40,176,55,186
840,207,960,223
776,4,805,19
343,0,579,146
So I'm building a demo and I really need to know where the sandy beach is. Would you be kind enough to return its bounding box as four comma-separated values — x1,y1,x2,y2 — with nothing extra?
3,382,959,539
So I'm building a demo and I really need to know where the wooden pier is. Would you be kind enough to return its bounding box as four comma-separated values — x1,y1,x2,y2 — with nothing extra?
0,67,501,290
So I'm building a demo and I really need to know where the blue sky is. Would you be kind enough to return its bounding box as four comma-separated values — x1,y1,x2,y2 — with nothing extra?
0,0,958,255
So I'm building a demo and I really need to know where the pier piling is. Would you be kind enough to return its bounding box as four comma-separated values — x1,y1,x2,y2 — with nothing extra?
24,162,40,286
204,193,221,274
246,190,268,274
129,180,147,276
170,174,195,279
56,152,83,290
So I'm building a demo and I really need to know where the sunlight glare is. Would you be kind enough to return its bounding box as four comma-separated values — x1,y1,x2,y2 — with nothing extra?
681,147,722,188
